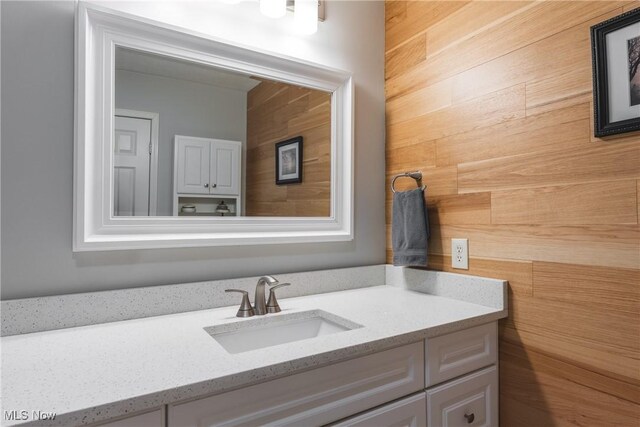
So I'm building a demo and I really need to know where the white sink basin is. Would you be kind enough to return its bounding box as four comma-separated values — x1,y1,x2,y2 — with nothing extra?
204,310,362,354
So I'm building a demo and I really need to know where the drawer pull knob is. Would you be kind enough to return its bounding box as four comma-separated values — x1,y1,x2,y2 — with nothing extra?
464,413,475,424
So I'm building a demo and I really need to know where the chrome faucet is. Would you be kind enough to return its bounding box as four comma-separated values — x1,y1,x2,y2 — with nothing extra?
253,275,279,315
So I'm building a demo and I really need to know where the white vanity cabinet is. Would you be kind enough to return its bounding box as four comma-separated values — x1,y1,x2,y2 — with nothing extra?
165,321,499,427
173,136,242,215
168,342,424,427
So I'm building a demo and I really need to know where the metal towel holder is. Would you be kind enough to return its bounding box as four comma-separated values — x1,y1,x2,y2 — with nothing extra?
391,171,426,193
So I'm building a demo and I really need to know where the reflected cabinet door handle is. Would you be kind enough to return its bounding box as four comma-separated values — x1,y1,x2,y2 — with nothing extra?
204,183,209,188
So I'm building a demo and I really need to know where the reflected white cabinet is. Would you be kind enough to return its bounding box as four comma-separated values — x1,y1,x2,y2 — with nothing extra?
174,136,241,196
173,136,242,216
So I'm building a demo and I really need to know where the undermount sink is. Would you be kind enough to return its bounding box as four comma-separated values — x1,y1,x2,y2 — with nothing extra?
204,310,362,354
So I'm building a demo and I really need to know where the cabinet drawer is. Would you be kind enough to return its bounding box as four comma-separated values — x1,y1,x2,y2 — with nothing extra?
425,322,496,387
168,342,424,427
426,365,498,427
329,393,426,427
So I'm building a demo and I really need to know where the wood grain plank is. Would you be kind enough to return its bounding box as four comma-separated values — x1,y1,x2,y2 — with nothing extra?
500,339,640,424
525,65,592,114
427,192,491,225
386,1,628,101
427,254,533,296
386,140,436,172
386,2,640,423
624,1,640,12
458,140,640,193
502,303,640,383
387,84,525,145
247,79,287,111
533,262,640,315
385,1,469,53
385,33,426,80
450,8,619,104
425,1,534,59
491,181,638,225
506,293,640,361
246,81,330,216
386,78,452,125
436,103,590,167
429,224,640,269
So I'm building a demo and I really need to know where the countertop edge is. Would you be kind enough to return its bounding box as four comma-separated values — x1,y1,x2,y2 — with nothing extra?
13,309,507,427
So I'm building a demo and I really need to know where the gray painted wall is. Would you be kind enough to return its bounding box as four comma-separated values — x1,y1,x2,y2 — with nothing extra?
0,1,386,300
115,69,247,216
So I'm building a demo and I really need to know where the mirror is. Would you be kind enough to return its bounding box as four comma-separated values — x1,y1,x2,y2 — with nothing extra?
113,47,332,218
74,3,353,251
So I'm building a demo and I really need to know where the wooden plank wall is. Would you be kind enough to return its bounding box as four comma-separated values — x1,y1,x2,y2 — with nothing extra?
385,1,640,425
245,79,331,216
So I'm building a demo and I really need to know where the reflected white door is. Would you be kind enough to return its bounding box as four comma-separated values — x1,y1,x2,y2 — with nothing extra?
113,116,152,216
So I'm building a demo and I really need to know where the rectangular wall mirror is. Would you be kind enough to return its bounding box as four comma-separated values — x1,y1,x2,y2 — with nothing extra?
113,47,332,218
74,3,353,251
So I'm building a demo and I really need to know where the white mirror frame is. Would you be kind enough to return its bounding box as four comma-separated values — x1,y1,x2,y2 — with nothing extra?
74,3,353,251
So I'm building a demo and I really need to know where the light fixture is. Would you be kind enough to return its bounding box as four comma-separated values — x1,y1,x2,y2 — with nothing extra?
293,0,318,35
260,0,287,18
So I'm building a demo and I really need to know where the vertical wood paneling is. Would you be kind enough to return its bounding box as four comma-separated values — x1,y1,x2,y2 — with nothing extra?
385,2,640,424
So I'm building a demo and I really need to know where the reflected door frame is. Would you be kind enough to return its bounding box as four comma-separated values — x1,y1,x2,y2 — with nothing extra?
115,109,160,216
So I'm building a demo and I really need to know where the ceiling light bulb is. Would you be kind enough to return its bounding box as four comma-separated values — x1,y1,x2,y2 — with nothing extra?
293,0,318,35
260,0,287,18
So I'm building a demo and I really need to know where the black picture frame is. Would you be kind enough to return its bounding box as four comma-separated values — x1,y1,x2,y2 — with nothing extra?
591,7,640,137
275,136,303,185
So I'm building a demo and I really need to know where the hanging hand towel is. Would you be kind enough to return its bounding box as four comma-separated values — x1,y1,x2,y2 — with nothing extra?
392,187,430,267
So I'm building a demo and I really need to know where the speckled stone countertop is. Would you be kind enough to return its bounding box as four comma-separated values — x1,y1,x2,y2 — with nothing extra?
1,280,507,426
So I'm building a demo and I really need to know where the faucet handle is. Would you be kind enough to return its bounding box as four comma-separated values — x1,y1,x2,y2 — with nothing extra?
266,283,290,313
225,289,255,318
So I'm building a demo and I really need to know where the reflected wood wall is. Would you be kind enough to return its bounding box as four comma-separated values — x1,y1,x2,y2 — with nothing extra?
245,79,331,216
385,1,640,425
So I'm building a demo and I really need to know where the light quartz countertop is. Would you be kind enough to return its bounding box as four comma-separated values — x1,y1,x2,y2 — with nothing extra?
1,284,506,426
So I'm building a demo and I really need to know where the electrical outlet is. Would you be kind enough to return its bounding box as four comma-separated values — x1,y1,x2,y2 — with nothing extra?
451,238,469,270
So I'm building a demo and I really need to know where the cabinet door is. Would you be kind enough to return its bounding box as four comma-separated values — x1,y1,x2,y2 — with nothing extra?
210,141,240,195
330,393,426,427
427,365,498,427
176,136,210,194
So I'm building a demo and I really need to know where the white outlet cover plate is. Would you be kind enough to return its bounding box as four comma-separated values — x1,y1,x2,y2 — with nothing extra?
451,238,469,270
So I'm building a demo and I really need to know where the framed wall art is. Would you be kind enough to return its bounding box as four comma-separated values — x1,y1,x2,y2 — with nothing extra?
591,8,640,137
275,136,303,185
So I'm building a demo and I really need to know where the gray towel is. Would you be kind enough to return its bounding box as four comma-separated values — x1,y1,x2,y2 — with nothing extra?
392,187,430,267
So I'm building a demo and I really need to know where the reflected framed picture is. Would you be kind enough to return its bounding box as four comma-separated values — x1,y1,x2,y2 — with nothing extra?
591,8,640,137
275,136,303,185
